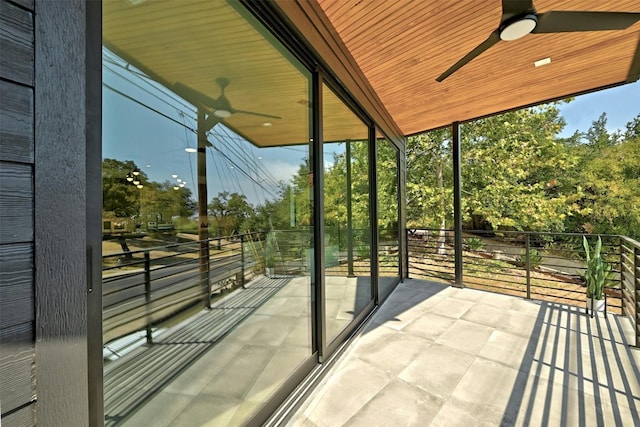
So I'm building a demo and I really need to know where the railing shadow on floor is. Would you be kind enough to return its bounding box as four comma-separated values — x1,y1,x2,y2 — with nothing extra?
500,303,640,426
103,276,292,426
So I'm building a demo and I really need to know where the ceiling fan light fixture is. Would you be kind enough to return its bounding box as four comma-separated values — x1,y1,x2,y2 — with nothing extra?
213,109,232,118
499,14,537,41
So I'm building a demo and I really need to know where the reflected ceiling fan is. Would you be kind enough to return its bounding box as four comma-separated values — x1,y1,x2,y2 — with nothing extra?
436,0,640,82
173,77,281,119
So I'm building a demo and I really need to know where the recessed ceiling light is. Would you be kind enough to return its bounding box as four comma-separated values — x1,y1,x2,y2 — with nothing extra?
262,122,272,127
185,147,197,153
534,57,552,67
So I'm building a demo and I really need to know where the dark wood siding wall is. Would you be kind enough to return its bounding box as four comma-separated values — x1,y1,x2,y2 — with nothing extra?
0,0,36,425
2,1,98,425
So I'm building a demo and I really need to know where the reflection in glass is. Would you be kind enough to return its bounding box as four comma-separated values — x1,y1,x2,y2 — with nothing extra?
102,1,313,425
377,136,401,298
322,84,372,343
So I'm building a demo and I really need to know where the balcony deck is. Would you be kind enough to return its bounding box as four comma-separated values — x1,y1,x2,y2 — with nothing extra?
290,279,640,426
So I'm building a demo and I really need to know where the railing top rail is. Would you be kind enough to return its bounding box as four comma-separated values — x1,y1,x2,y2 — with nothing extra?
406,227,624,239
102,230,263,260
620,235,640,249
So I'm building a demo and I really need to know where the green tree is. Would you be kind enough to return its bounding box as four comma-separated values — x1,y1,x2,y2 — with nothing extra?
570,116,640,239
406,127,452,229
103,158,146,218
208,191,254,235
376,139,399,232
460,103,584,231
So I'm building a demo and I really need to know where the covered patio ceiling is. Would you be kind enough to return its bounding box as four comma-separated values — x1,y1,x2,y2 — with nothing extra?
103,1,640,145
295,0,640,135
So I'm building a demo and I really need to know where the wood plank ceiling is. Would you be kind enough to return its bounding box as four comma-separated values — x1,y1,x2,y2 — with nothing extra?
316,0,640,135
103,0,370,147
103,0,306,147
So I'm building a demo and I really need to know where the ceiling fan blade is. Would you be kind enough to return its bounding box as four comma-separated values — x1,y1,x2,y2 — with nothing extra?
534,11,640,34
436,30,501,82
233,109,282,120
173,82,217,108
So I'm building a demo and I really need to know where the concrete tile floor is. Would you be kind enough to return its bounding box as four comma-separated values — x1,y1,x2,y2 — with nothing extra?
116,275,374,426
289,279,640,427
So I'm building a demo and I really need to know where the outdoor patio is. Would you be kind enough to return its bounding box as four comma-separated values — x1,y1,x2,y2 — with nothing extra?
289,279,640,426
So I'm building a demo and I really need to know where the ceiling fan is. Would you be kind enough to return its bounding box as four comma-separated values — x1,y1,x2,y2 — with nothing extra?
173,77,281,119
436,0,640,82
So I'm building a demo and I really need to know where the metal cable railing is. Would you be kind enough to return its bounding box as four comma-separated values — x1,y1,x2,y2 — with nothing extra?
102,231,261,345
406,229,636,326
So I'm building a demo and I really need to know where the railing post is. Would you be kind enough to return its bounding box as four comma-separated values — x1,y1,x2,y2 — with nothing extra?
240,233,245,289
525,233,531,299
635,245,639,348
619,236,625,317
206,239,212,309
144,251,153,345
405,229,410,279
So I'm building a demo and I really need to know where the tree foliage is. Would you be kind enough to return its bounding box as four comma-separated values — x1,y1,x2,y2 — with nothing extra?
103,158,145,218
103,158,195,226
208,191,253,235
405,106,639,240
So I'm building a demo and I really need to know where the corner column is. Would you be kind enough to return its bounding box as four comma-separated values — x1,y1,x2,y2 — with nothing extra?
452,121,463,287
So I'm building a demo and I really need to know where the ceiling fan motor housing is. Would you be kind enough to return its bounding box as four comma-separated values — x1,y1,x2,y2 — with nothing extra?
500,13,538,41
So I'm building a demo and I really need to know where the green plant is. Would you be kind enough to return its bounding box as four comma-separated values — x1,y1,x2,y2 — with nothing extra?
515,248,543,269
582,236,614,300
465,237,485,251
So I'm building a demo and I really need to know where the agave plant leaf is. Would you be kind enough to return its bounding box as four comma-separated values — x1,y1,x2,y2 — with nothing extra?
583,236,612,300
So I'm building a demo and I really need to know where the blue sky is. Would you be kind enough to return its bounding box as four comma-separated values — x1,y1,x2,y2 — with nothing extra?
558,81,639,137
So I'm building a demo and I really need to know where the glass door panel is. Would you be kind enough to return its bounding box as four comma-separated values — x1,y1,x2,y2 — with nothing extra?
377,136,401,299
102,1,314,424
322,84,372,344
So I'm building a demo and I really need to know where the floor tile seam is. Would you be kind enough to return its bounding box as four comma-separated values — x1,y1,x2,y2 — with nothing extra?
343,376,447,427
198,345,279,401
146,391,196,427
400,352,478,403
401,319,455,343
444,393,507,426
426,397,487,427
303,358,394,427
431,334,495,360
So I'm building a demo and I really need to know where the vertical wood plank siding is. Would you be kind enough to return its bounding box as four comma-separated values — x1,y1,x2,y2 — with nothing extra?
0,0,36,425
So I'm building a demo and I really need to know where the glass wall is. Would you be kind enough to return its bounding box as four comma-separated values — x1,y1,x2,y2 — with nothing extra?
102,1,313,425
322,84,372,344
377,136,401,298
